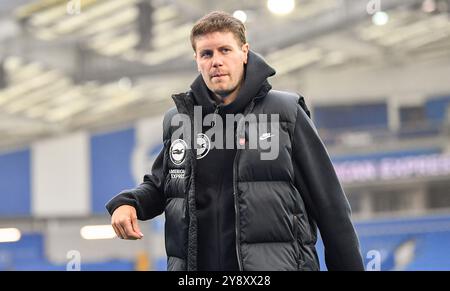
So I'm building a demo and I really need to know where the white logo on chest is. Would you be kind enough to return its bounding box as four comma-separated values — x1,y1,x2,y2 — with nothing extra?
169,139,187,165
196,133,210,160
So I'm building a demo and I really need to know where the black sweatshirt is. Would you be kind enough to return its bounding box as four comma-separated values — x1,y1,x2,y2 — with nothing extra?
189,52,275,270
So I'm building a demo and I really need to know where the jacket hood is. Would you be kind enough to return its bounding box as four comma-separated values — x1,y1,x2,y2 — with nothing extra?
190,50,275,115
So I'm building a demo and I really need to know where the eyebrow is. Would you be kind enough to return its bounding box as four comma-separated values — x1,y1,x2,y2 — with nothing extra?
199,48,213,54
218,45,233,50
199,45,233,53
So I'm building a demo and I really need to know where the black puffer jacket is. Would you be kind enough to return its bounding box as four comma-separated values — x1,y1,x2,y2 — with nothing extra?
106,52,364,271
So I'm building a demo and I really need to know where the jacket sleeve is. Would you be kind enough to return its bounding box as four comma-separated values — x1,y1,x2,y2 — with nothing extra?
291,102,364,271
105,145,166,220
105,110,174,221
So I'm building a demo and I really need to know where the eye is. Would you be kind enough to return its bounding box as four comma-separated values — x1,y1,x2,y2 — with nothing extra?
221,48,231,53
200,51,212,58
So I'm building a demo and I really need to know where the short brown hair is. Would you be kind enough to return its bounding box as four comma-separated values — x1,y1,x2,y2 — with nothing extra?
190,11,247,52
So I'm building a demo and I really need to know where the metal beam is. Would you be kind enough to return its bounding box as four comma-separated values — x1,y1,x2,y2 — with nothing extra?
251,0,425,52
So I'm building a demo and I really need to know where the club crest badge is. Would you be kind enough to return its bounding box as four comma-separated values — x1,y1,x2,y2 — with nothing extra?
169,139,187,165
196,133,210,160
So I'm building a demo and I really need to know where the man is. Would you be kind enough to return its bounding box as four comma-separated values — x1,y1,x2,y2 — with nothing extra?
106,11,364,271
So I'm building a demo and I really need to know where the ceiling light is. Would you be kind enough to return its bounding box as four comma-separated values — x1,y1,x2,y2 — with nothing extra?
233,10,247,23
372,11,389,26
118,77,132,91
0,228,21,243
80,225,116,240
267,0,295,15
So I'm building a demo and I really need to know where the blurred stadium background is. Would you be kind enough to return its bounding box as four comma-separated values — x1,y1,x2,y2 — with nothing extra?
1,0,450,271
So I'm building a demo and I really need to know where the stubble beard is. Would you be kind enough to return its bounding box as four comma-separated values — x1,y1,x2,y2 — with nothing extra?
214,83,240,99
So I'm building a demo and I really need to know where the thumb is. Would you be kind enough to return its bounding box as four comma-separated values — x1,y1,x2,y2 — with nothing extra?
131,216,144,238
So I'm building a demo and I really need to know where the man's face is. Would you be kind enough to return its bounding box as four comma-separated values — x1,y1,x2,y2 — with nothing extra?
194,31,249,98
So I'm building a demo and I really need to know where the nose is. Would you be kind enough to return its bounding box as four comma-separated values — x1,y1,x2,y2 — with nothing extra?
212,53,223,67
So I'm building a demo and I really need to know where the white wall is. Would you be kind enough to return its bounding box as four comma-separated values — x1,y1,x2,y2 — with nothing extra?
32,132,90,217
272,58,450,106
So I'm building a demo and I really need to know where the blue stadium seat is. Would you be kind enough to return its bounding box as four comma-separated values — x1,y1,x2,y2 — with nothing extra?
315,215,450,271
404,232,450,271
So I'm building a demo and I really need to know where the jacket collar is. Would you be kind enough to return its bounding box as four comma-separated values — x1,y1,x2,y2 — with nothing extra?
189,50,275,115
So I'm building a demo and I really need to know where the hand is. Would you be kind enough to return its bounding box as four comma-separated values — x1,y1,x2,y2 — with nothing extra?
111,205,144,240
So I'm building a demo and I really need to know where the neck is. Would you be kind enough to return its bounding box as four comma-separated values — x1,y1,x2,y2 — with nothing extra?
215,84,241,106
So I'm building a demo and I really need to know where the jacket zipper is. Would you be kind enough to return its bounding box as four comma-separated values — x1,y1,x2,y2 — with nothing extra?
233,114,245,271
293,215,301,269
173,92,198,271
233,148,243,271
233,101,256,271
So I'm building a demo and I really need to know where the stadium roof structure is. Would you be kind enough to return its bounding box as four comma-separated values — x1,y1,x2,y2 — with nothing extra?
1,0,450,149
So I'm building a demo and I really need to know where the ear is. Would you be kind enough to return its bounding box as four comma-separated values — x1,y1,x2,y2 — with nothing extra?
242,43,249,64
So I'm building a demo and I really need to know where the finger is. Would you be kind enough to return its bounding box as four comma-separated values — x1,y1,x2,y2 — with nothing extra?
122,218,141,239
111,223,123,239
111,218,121,238
115,220,128,239
131,216,144,238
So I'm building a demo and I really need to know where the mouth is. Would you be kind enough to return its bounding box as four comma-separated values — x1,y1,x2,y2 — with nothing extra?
211,73,228,79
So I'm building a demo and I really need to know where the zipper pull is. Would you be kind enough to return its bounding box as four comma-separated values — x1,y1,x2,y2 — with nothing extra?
212,106,219,127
